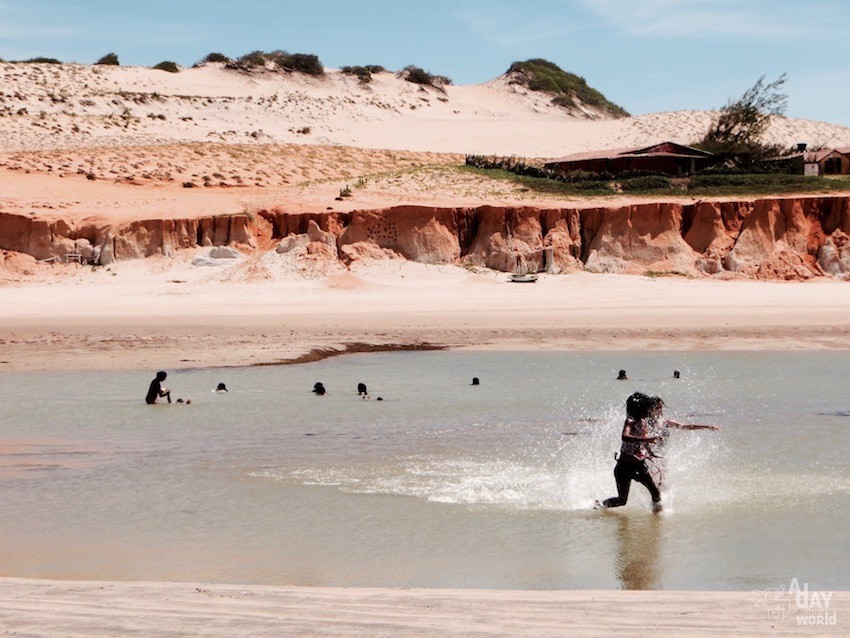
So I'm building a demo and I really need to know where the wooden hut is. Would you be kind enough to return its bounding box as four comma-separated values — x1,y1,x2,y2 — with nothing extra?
543,142,714,177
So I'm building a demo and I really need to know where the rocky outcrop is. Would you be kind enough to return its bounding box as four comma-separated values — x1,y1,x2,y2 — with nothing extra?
580,203,697,274
0,212,255,264
4,197,850,280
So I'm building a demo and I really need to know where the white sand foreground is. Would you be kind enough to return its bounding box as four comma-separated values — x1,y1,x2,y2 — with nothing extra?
2,578,845,637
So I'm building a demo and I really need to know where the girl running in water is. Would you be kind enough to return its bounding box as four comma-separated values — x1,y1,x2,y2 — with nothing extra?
597,393,719,512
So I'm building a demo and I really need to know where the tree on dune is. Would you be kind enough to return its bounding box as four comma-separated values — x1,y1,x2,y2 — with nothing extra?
697,74,789,168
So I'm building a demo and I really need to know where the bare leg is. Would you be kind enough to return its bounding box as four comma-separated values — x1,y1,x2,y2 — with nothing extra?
601,459,633,508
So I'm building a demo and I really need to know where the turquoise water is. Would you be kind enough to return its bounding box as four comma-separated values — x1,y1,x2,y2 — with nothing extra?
0,351,847,590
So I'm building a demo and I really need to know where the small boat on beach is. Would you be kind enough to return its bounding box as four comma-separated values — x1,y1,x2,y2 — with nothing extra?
506,224,539,282
508,272,539,283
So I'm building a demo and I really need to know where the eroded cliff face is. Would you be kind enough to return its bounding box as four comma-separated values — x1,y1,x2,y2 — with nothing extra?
3,196,850,280
0,212,255,265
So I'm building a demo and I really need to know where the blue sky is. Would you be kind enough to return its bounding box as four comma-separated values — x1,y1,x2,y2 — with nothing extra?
1,0,848,125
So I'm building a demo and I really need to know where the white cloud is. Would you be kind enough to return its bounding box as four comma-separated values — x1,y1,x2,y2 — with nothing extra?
576,0,845,38
0,3,76,41
457,6,580,47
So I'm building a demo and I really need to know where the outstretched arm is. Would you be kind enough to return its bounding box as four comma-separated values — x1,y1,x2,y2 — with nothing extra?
666,418,720,431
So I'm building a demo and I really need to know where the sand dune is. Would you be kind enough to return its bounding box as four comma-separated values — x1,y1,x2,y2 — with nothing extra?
2,62,850,157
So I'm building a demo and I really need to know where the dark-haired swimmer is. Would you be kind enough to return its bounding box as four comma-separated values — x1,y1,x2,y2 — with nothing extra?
597,393,719,512
146,371,171,405
617,370,628,380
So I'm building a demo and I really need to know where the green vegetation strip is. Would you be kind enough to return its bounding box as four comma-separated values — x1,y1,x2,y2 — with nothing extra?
459,166,850,197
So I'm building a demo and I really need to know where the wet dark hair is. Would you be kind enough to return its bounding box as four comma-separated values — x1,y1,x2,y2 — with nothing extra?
156,371,167,381
648,396,665,414
625,392,652,420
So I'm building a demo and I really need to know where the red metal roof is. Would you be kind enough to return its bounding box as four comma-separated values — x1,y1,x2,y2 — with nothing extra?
544,141,711,165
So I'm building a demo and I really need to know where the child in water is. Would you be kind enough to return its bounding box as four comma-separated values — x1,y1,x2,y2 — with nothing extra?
597,392,719,512
145,371,171,405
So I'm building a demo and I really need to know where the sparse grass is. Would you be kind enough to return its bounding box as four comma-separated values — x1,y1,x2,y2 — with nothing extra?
459,165,611,196
688,173,847,195
460,164,850,198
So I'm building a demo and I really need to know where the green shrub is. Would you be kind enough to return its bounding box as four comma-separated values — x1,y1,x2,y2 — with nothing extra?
95,53,119,66
341,65,372,83
620,175,672,191
508,58,628,118
235,50,268,68
231,50,323,75
402,65,451,88
152,61,179,73
365,65,386,74
271,51,324,75
17,57,62,64
202,52,230,64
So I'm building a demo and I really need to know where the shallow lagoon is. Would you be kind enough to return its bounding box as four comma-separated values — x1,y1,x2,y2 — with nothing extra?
1,351,847,590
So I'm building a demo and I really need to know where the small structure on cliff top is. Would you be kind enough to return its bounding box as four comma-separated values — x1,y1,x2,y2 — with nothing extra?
765,146,850,176
544,141,714,177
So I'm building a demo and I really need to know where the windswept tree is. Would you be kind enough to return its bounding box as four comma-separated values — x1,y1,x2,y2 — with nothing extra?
698,74,788,168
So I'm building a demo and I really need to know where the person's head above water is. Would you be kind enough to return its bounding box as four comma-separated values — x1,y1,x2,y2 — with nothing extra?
215,382,228,392
625,392,653,420
471,377,480,386
156,371,167,382
648,395,665,416
673,370,681,379
617,369,628,380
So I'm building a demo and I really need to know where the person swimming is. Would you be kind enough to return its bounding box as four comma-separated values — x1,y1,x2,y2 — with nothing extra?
471,377,480,386
357,382,368,396
312,382,326,396
597,393,719,512
673,370,681,379
215,382,228,392
617,370,628,380
145,371,171,405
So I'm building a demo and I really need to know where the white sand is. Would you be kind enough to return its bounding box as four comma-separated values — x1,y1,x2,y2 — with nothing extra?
2,258,850,372
2,577,845,637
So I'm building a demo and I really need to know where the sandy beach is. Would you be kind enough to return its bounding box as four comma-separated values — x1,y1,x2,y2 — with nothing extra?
1,577,845,637
2,60,850,637
3,259,850,373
